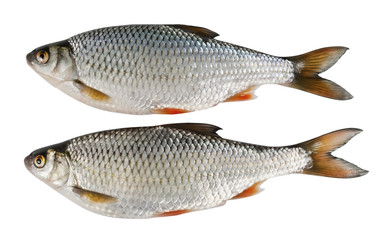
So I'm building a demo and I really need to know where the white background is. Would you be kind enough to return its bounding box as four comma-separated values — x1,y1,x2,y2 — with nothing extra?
1,0,383,239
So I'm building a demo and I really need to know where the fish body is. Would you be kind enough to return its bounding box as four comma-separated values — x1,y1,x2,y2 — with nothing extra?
26,25,352,114
24,124,367,218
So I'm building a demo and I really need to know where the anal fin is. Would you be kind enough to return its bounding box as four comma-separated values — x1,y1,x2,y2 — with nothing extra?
72,186,116,203
231,181,265,200
225,86,257,102
155,209,191,217
73,80,110,101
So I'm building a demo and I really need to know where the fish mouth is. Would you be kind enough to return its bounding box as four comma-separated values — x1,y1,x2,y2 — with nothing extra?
26,51,35,67
24,154,33,171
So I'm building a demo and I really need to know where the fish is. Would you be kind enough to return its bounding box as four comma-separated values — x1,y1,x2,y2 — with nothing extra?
26,24,352,115
24,123,367,218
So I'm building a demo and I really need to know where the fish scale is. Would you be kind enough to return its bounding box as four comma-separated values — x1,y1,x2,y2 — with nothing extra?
27,25,353,114
59,125,310,218
67,25,293,113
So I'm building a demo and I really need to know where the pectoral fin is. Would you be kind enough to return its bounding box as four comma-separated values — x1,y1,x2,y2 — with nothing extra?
72,186,116,203
73,80,110,101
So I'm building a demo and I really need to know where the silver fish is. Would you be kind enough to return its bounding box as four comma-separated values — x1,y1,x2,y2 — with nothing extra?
24,123,367,218
26,25,352,114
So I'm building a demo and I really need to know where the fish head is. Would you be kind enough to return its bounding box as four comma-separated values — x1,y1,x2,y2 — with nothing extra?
24,143,71,189
26,40,78,88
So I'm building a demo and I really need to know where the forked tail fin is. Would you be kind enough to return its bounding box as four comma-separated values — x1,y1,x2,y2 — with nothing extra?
297,128,368,178
282,47,353,100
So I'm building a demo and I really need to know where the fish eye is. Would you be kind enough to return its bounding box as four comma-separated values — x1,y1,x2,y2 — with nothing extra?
36,50,49,64
34,155,46,168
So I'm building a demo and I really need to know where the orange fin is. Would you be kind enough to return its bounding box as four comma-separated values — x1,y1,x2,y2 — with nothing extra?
72,186,116,203
73,80,110,101
170,25,219,39
155,209,191,217
231,181,265,200
282,47,352,100
297,128,368,178
152,108,190,115
225,86,257,102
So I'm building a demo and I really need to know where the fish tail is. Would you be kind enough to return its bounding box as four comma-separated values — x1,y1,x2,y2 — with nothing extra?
297,128,368,178
282,47,352,100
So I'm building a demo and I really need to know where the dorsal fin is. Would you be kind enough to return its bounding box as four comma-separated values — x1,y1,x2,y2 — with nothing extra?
162,123,222,137
170,25,219,39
